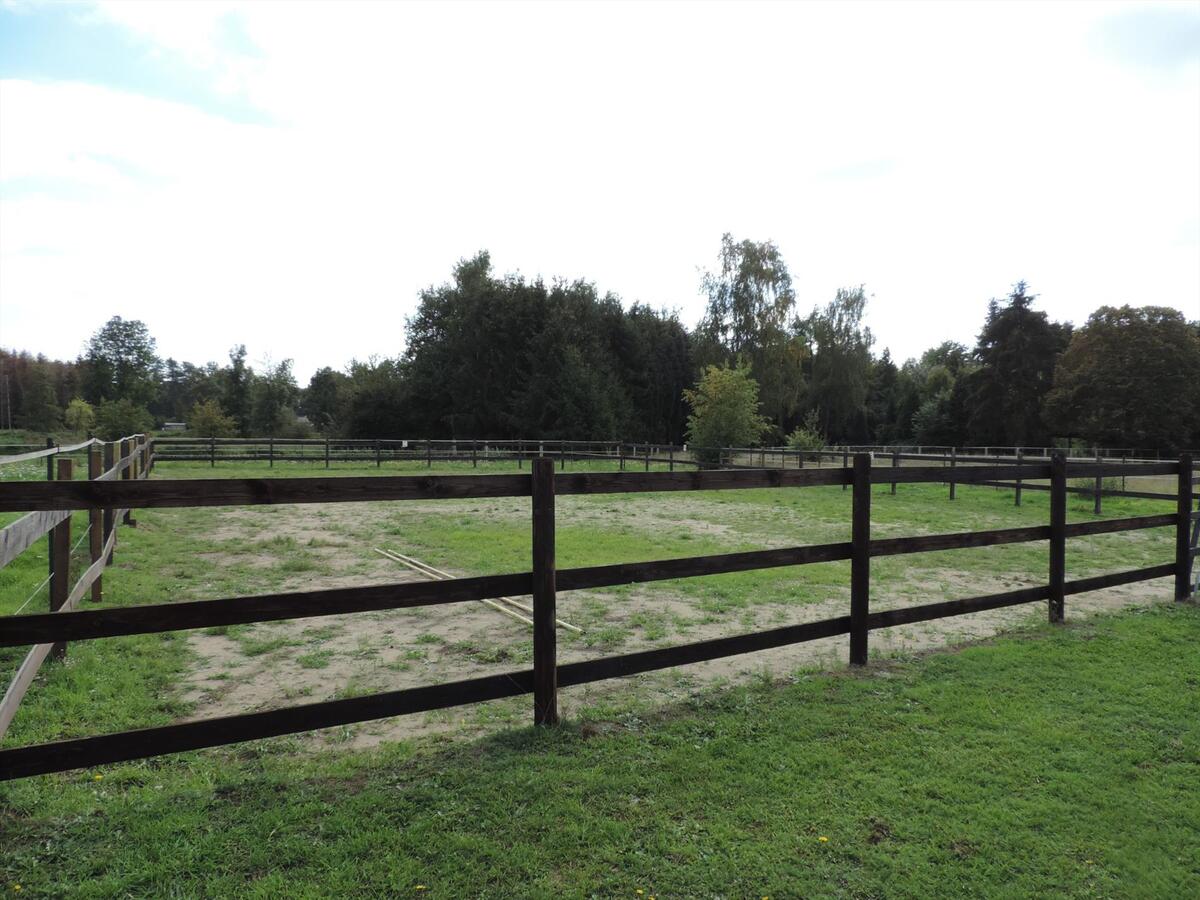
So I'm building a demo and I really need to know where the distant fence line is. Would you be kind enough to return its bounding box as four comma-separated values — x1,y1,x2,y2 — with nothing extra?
0,448,1196,781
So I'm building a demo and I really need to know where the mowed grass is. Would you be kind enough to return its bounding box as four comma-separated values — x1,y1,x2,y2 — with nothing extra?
0,605,1195,897
1,457,1194,896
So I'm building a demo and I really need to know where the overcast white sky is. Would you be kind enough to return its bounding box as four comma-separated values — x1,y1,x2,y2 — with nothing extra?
1,0,1198,381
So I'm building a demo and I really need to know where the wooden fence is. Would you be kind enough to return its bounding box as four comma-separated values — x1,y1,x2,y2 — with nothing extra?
0,451,1195,781
0,435,152,741
150,437,698,470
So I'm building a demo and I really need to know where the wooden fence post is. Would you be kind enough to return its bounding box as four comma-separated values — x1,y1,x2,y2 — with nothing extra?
1049,450,1066,623
210,436,216,468
1093,450,1103,515
1176,454,1194,601
87,447,102,602
1015,448,1023,507
668,447,674,472
891,449,899,495
45,437,56,584
103,442,115,563
49,457,73,661
949,447,957,501
121,439,135,526
326,437,332,469
426,440,431,468
531,458,558,725
842,447,849,491
850,453,872,666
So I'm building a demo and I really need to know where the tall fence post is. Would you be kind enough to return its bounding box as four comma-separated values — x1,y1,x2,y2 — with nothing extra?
1094,450,1103,515
326,437,332,469
891,449,899,495
103,442,115,563
531,458,558,725
1049,450,1066,623
850,453,872,666
1015,448,1023,507
668,447,674,472
949,447,957,500
49,457,73,661
87,446,102,602
842,447,849,491
121,439,135,526
45,437,56,587
210,436,216,468
1176,453,1194,601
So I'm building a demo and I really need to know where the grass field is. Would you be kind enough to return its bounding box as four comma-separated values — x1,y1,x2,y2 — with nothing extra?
1,458,1194,896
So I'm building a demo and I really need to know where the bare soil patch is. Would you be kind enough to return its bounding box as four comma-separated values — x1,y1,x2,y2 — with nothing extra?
179,497,1174,750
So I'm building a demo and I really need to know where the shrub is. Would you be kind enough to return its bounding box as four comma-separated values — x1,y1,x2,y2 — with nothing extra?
684,364,769,465
94,398,154,440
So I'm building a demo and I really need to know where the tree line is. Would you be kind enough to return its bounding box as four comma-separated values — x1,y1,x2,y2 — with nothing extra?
2,237,1197,450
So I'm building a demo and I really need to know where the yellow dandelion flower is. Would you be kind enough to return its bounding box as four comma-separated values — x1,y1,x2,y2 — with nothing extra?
414,888,426,893
13,886,22,894
93,774,103,781
818,836,829,843
636,892,644,897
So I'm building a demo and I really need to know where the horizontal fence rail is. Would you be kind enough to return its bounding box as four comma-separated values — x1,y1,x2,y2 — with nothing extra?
0,450,1193,781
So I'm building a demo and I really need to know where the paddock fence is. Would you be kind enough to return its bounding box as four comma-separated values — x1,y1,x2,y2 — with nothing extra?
0,448,1195,781
0,434,153,742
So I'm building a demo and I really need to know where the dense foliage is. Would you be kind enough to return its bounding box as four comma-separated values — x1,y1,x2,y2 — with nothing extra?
1,241,1196,450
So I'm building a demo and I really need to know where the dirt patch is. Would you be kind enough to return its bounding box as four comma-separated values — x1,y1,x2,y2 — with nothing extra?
178,499,1175,752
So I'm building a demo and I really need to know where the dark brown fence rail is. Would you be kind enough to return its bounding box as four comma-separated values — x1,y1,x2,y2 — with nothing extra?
0,451,1194,781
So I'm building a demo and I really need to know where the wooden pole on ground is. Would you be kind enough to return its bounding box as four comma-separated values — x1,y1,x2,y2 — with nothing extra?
1176,453,1194,601
849,453,871,666
49,457,72,661
531,458,558,726
87,447,102,602
1048,450,1066,623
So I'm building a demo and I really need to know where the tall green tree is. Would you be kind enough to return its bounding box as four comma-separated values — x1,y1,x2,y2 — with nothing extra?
695,234,805,432
83,317,160,407
248,359,299,435
304,367,352,435
965,283,1071,446
223,345,253,435
1044,306,1200,450
21,366,62,432
801,287,874,442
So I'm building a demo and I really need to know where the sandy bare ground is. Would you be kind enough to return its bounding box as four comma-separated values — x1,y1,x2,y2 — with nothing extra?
179,500,1173,751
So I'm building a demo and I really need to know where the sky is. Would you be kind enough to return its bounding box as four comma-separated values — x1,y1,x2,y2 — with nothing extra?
1,0,1198,382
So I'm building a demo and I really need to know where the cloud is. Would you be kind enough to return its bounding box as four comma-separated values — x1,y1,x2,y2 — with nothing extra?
1,1,1197,381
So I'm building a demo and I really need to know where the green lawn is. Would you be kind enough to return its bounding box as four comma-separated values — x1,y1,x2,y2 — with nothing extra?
0,605,1196,897
1,459,1194,896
